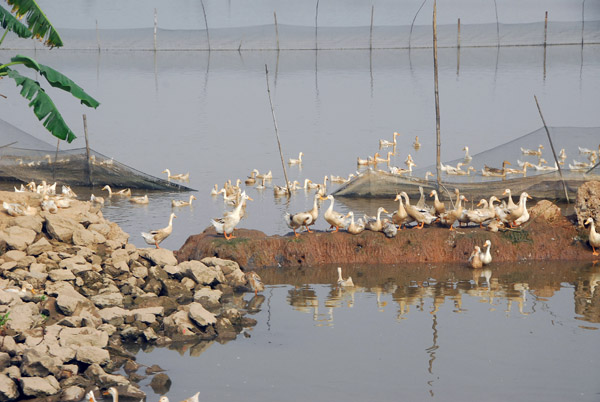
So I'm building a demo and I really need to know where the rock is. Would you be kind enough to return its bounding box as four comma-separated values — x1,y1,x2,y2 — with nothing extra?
91,292,123,308
0,226,36,251
106,223,130,246
21,346,62,377
145,364,165,375
529,200,562,223
98,307,131,326
134,313,156,324
150,373,171,395
161,279,193,304
56,293,90,316
131,263,148,279
188,302,217,327
60,386,85,402
111,249,130,265
88,223,110,237
59,327,108,348
139,248,178,267
0,336,18,356
7,302,38,332
0,373,19,401
179,260,222,285
48,268,76,281
10,215,43,234
226,268,248,288
0,262,16,272
163,310,197,337
0,353,10,371
75,346,110,366
1,250,26,263
575,181,600,226
72,227,96,247
26,237,53,256
200,256,240,274
45,215,83,243
20,375,60,397
83,364,129,387
193,288,223,309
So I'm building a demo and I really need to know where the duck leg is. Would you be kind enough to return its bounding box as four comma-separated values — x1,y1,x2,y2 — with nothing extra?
332,226,339,233
293,229,300,238
416,222,424,229
155,241,160,249
593,246,599,256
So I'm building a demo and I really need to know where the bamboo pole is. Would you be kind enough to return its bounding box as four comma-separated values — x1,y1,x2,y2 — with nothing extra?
369,5,374,51
534,95,569,203
200,0,211,51
315,0,320,50
544,11,548,47
265,65,291,197
457,18,461,48
83,114,93,186
433,0,442,190
153,9,157,52
95,20,100,51
274,11,280,51
52,138,59,180
409,0,427,50
493,0,499,47
581,0,586,46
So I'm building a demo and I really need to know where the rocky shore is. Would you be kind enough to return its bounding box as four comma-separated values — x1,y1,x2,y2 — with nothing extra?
0,191,258,401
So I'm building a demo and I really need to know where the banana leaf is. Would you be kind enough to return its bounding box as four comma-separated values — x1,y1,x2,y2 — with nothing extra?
11,55,100,108
0,4,32,39
6,0,62,47
6,69,77,142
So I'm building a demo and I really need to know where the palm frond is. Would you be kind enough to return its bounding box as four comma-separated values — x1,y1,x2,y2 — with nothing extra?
11,55,100,108
0,5,32,39
6,69,77,142
6,0,62,47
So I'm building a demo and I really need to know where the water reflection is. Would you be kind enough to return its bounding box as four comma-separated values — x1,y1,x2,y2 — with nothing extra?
255,261,600,327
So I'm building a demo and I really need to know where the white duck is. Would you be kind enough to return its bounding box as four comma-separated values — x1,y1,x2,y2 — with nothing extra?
584,217,600,256
41,196,58,213
4,283,36,298
429,189,446,216
288,152,304,165
159,391,200,402
129,194,149,204
172,195,197,207
102,185,131,197
345,211,365,235
501,192,532,228
162,169,190,181
141,212,177,248
211,192,252,240
284,194,320,237
391,193,410,229
337,267,354,287
379,131,400,148
3,201,36,216
463,146,473,163
320,195,349,232
479,240,492,265
402,192,437,229
90,194,104,206
465,198,497,228
365,207,389,232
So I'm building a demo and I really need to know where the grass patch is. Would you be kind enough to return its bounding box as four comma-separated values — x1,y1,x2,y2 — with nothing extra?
502,229,533,244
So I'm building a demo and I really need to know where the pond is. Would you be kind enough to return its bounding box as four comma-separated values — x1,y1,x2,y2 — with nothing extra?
132,261,600,402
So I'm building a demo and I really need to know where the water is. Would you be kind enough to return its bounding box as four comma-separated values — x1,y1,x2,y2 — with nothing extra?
132,262,600,402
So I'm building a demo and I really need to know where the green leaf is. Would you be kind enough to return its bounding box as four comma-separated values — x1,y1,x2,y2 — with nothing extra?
6,68,77,143
6,0,63,48
0,5,32,39
11,55,100,108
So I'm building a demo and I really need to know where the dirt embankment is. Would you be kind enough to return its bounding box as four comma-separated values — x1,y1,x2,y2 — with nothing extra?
176,200,597,269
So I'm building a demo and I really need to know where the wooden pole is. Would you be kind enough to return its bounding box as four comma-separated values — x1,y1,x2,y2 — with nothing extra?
457,18,461,48
153,9,157,52
544,11,548,47
369,5,374,51
534,95,569,203
315,0,319,50
52,138,59,180
433,0,442,191
83,114,93,186
581,0,586,47
274,11,280,51
265,65,291,197
493,0,499,46
200,0,211,51
409,0,427,50
95,20,100,51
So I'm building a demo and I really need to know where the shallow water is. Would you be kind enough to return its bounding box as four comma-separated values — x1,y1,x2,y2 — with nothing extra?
132,261,600,402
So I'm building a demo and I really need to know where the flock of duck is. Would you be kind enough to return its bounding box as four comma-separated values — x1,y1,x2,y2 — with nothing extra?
86,387,199,402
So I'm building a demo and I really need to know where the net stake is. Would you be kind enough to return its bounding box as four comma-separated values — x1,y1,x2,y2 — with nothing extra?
83,114,93,186
432,0,442,192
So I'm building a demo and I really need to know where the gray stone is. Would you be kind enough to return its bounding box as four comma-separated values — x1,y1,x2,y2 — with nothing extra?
1,227,36,251
59,327,108,348
163,264,182,278
194,288,223,309
163,310,197,337
201,256,240,273
20,375,60,397
226,268,248,288
0,373,19,401
72,227,95,247
130,306,164,316
21,346,62,377
44,215,83,243
139,248,177,266
0,353,9,372
56,293,89,316
28,263,47,274
48,269,76,281
106,223,130,246
60,386,85,402
111,249,130,265
10,215,43,234
188,302,217,327
2,366,20,380
91,292,123,308
75,346,110,366
0,262,16,272
88,223,110,236
7,303,38,332
131,264,148,279
26,237,52,256
162,279,193,304
142,327,159,342
134,313,156,324
0,337,17,357
1,251,26,263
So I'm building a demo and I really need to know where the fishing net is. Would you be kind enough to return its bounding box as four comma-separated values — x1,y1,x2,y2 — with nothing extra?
0,119,193,190
334,126,600,200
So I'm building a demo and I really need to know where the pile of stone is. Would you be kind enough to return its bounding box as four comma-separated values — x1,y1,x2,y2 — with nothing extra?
0,191,257,401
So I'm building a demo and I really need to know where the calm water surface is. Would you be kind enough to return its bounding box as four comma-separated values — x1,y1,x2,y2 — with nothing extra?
132,261,600,402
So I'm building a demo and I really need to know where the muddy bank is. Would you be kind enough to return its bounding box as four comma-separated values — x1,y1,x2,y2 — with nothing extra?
176,200,597,268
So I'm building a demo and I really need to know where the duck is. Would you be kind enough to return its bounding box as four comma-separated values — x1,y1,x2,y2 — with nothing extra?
210,184,220,196
102,185,131,197
383,221,398,238
337,267,354,287
357,156,370,166
255,177,267,190
482,161,512,176
367,152,380,165
439,194,467,231
401,192,437,229
502,189,517,209
61,185,77,198
41,196,58,213
53,196,72,209
13,184,26,193
501,192,532,228
284,194,320,237
375,151,394,164
413,136,421,150
102,387,119,402
129,194,149,204
391,193,410,229
584,217,600,256
162,169,190,181
3,201,36,217
429,189,446,216
487,218,503,232
468,246,483,269
463,146,473,163
379,131,400,148
447,165,475,176
256,170,272,180
558,148,567,163
578,146,594,154
141,212,177,248
389,160,416,175
441,162,467,174
288,152,304,165
521,144,544,156
211,192,252,240
245,271,265,295
345,211,365,235
172,195,197,207
159,393,200,402
479,240,492,265
425,171,434,181
4,283,36,297
90,194,104,206
320,195,349,232
365,207,389,232
245,169,259,185
85,390,98,402
466,197,497,228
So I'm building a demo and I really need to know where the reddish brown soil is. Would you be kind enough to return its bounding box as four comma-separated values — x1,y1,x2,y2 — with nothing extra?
176,202,596,269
